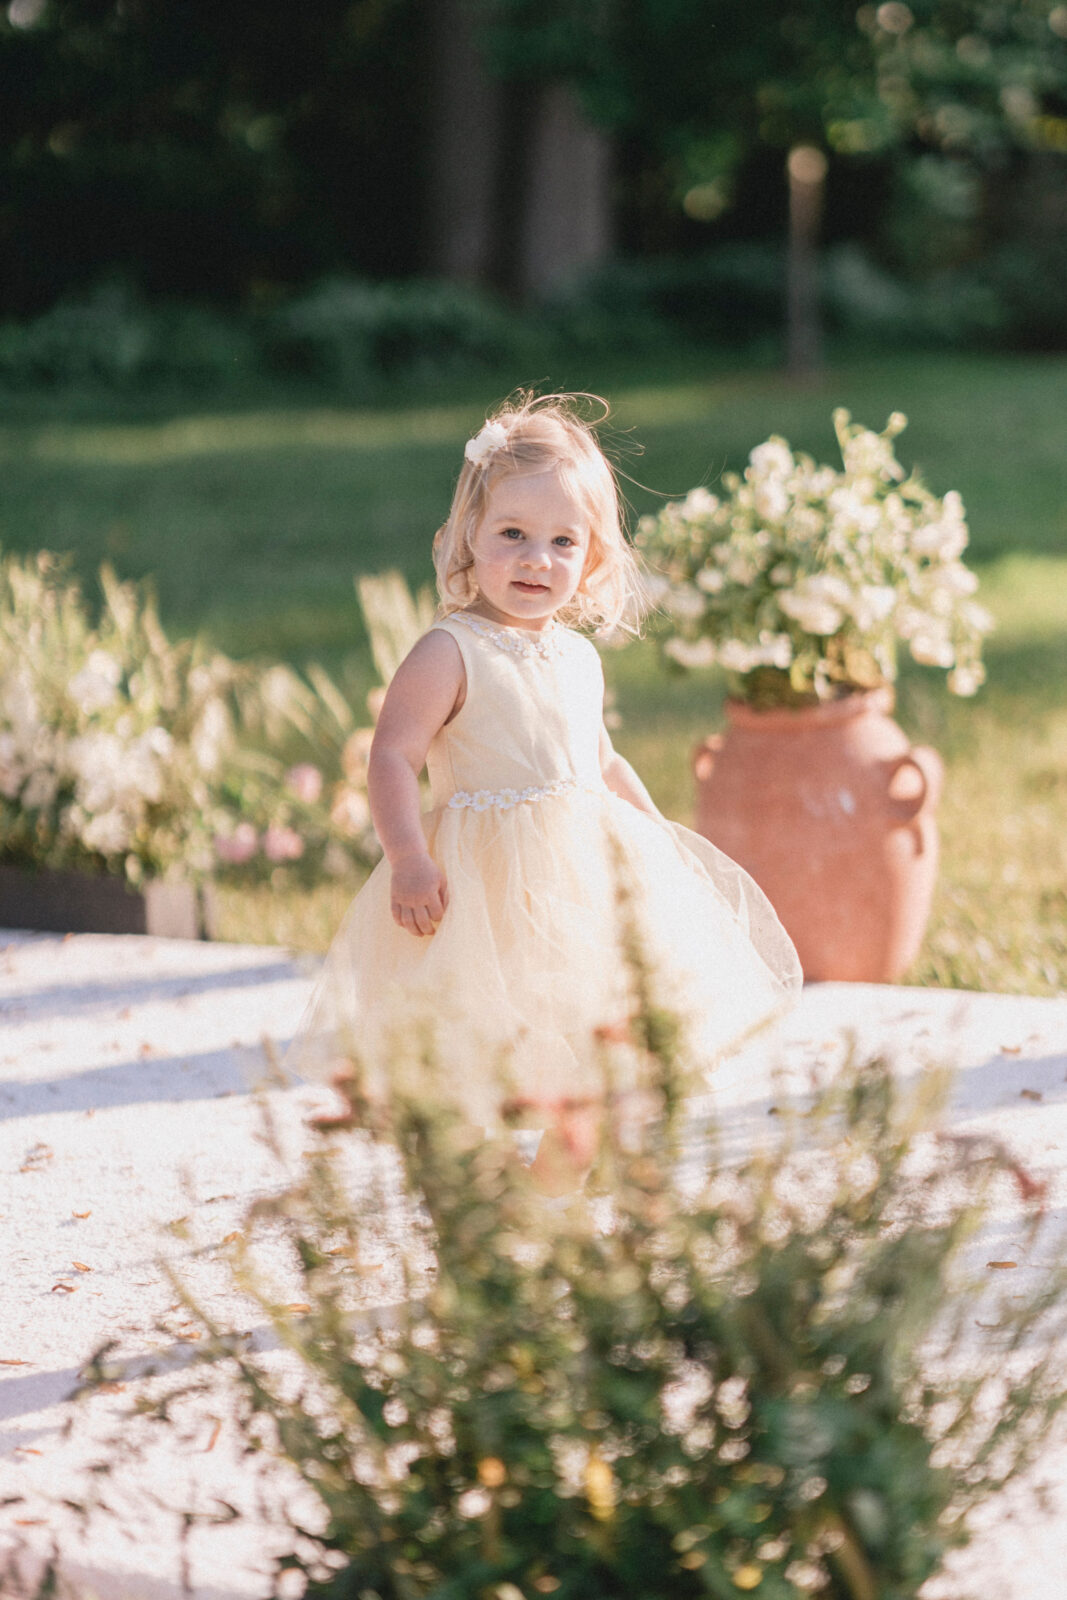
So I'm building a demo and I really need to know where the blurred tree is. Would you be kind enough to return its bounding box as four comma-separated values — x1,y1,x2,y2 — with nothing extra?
478,0,1067,228
0,0,428,314
0,0,1063,320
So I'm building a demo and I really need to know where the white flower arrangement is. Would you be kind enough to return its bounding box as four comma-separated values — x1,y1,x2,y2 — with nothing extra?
636,410,993,707
0,551,378,888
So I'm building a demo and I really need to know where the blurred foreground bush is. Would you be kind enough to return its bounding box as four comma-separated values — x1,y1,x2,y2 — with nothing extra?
106,965,1067,1600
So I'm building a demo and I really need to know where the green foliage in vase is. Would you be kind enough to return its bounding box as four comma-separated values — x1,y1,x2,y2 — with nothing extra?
128,960,1067,1600
636,409,993,709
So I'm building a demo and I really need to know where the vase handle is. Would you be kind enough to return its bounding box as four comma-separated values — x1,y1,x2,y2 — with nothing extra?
887,745,944,821
693,735,723,783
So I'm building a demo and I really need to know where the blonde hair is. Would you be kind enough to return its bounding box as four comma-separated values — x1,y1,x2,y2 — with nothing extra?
432,392,647,634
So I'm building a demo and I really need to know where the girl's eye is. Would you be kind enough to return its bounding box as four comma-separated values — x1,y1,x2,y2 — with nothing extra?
554,535,576,547
501,527,523,540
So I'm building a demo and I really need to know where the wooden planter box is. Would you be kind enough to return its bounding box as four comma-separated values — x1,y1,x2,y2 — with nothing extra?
0,864,217,940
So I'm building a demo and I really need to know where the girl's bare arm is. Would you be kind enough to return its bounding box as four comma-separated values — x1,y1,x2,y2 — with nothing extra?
599,723,659,818
368,630,465,936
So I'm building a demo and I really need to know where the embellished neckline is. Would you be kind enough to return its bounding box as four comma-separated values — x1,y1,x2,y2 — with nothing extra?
449,611,565,661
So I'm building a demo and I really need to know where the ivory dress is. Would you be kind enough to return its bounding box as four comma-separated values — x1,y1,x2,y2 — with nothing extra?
294,612,802,1122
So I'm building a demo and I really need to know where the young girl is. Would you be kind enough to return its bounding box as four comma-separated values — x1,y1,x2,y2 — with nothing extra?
296,394,802,1187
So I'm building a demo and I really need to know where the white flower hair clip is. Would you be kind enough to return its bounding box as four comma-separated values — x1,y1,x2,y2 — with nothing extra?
464,419,509,468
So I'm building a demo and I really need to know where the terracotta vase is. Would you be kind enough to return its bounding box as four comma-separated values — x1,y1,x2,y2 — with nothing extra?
693,687,943,983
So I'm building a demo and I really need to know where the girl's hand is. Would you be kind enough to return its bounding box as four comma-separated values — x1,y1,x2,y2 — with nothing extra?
390,851,448,937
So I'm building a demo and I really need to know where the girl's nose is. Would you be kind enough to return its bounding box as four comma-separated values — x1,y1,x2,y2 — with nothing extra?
521,543,552,569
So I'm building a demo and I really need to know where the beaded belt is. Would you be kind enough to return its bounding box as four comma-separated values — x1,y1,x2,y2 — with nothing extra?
445,776,605,813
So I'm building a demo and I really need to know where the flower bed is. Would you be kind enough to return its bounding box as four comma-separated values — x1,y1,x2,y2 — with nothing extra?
0,550,380,909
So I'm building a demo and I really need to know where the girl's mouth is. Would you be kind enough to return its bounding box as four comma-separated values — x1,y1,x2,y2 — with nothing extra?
513,581,549,592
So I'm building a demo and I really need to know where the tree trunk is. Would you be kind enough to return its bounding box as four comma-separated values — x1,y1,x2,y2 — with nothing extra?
786,144,827,379
516,81,613,301
426,0,502,286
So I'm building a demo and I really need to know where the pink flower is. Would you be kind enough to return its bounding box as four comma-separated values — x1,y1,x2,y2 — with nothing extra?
214,822,259,865
286,763,323,805
263,823,304,862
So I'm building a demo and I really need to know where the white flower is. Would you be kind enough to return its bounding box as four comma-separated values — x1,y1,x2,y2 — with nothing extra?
191,698,230,773
82,809,131,855
828,487,881,533
778,592,845,636
695,565,725,593
934,562,978,596
68,731,125,813
910,633,955,668
851,584,897,629
718,638,761,673
756,631,793,668
683,487,719,516
911,516,968,560
665,584,706,621
68,650,122,715
664,637,716,668
754,479,790,522
725,553,759,585
959,599,994,634
778,573,852,636
749,439,794,479
464,419,509,467
947,664,985,695
769,562,792,584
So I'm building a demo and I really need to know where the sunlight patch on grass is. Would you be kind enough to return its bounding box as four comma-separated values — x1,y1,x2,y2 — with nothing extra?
0,403,478,468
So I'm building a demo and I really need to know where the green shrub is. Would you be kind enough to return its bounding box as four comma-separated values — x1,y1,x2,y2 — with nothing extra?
126,967,1067,1600
551,245,786,350
0,280,255,392
262,277,540,393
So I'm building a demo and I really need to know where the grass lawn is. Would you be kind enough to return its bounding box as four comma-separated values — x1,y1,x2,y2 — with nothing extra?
2,349,1064,993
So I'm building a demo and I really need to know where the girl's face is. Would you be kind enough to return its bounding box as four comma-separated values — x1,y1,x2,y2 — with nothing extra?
467,467,589,631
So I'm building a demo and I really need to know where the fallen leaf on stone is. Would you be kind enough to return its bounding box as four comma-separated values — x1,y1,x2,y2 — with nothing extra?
19,1143,53,1173
221,1231,242,1246
96,1382,126,1394
204,1419,221,1453
72,1210,91,1219
0,1359,31,1367
13,1447,42,1456
14,1518,46,1526
139,1042,153,1057
287,1303,311,1313
1000,1044,1022,1055
177,1330,202,1342
1020,1089,1043,1101
72,1262,91,1273
51,1283,77,1293
987,1260,1018,1270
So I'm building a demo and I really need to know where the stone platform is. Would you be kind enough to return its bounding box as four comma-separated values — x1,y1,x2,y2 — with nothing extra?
1,930,1066,1599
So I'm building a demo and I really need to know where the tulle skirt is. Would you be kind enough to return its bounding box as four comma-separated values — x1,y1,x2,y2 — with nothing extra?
290,789,802,1126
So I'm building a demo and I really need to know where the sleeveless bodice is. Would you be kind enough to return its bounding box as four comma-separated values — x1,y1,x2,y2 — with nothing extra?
425,614,606,809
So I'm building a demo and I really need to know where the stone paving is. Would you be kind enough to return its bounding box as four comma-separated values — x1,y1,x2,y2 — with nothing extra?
2,929,1066,1599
